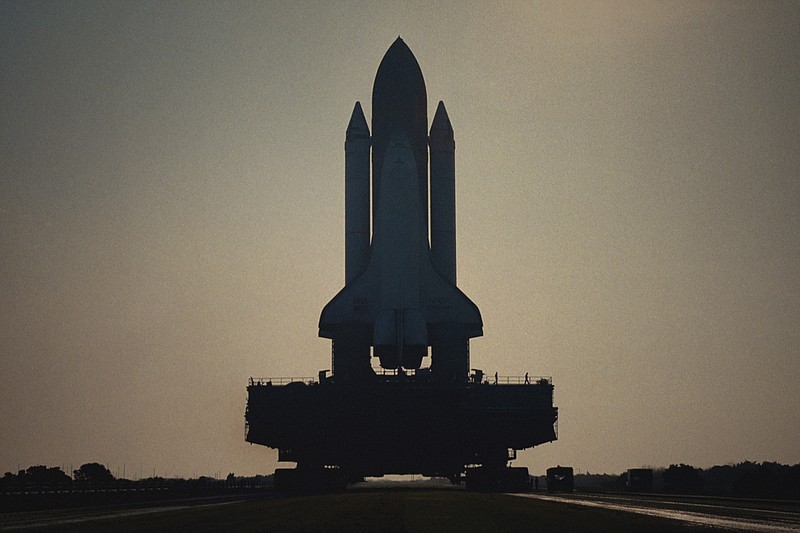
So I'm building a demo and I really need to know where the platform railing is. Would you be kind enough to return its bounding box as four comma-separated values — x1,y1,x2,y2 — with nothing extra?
248,377,316,386
481,375,552,385
249,375,551,386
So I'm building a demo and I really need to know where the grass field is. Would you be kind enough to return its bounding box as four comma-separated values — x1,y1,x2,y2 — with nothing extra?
3,489,739,532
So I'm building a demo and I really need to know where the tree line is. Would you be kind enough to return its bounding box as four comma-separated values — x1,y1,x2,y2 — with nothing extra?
2,463,272,487
573,461,799,499
1,463,274,512
2,463,114,485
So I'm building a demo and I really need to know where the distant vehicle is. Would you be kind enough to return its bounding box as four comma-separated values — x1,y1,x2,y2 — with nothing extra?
627,468,654,492
546,466,574,493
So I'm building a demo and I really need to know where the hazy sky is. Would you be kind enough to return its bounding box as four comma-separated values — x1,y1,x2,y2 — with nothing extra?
2,1,798,478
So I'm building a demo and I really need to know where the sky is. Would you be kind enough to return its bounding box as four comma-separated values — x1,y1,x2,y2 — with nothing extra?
1,1,798,479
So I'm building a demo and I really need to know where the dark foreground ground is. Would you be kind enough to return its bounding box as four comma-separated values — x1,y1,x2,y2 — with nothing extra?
0,489,749,533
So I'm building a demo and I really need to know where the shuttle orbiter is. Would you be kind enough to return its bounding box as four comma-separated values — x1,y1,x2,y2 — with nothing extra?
319,38,482,382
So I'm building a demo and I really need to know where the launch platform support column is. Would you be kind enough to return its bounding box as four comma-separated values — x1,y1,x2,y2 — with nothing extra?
429,101,456,284
430,327,469,384
345,102,370,284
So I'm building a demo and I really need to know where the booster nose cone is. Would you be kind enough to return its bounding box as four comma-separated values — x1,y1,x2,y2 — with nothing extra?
346,101,369,139
372,37,428,230
430,101,454,140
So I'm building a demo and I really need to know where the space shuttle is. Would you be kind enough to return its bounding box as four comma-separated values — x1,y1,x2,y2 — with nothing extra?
319,38,482,382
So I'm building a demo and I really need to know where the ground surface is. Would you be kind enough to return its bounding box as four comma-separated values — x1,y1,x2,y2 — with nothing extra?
521,492,800,532
0,489,751,532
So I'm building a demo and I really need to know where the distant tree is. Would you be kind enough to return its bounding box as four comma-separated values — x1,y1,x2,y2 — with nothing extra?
736,461,800,498
663,464,704,494
19,465,72,484
789,464,800,499
23,466,49,483
704,463,740,495
1,466,71,485
1,472,16,484
73,463,115,483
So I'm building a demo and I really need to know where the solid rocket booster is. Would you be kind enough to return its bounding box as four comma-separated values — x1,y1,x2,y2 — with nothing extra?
430,101,456,285
345,102,370,283
321,37,481,380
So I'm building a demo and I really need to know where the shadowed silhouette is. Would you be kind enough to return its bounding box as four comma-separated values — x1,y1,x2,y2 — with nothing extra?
245,38,557,492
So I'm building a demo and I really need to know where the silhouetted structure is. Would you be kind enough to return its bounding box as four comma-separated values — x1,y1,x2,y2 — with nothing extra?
546,466,575,493
245,38,557,491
